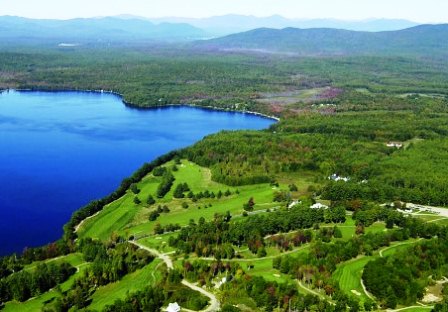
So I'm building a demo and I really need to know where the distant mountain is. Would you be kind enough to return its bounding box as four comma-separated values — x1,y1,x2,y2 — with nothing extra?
0,16,206,44
147,15,419,36
195,24,448,57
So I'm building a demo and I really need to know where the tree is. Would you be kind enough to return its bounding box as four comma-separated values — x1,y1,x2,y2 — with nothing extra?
130,183,140,194
154,223,163,235
146,195,156,205
243,197,255,212
173,184,185,198
133,196,141,205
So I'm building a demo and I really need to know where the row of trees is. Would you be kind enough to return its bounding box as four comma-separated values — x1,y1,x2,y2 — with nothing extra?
169,205,343,257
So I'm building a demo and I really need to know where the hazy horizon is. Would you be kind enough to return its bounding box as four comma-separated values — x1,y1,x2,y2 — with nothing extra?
1,0,447,23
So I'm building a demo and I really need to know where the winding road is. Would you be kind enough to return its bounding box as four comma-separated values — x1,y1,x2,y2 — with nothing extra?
129,240,220,312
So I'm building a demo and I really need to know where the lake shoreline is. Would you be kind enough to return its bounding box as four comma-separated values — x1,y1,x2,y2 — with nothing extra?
0,88,280,122
0,90,276,255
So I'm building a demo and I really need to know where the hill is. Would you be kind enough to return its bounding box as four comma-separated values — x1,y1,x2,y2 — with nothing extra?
196,24,448,56
147,14,419,35
0,16,206,44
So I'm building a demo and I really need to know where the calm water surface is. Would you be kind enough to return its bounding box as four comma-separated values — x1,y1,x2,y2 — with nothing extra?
0,90,274,255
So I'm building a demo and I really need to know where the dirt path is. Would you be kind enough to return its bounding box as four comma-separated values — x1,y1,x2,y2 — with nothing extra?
386,305,433,312
360,270,375,300
297,281,335,305
379,239,422,258
130,240,220,312
129,240,173,269
195,245,310,263
182,280,220,312
74,210,102,233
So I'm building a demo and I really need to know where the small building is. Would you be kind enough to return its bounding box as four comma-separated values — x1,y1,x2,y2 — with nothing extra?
328,174,350,182
386,142,403,148
166,302,181,312
310,203,329,209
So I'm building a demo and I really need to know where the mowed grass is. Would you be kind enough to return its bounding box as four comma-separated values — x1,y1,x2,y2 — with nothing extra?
88,259,163,311
137,233,177,253
78,160,284,241
240,258,291,283
332,256,374,301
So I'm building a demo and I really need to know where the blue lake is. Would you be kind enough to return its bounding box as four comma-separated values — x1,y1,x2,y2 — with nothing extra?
0,90,275,255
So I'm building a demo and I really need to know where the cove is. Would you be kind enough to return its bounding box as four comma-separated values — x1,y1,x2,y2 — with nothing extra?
0,90,275,255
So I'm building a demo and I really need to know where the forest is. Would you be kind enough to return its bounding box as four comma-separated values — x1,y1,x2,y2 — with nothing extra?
1,43,448,311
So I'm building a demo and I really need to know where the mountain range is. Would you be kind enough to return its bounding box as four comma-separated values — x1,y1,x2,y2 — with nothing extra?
194,24,448,57
0,15,446,58
145,14,419,35
0,16,206,43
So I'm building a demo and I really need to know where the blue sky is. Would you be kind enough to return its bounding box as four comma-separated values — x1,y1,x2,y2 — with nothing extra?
0,0,447,22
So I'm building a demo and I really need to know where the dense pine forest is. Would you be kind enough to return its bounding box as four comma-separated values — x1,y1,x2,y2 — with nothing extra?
1,40,448,312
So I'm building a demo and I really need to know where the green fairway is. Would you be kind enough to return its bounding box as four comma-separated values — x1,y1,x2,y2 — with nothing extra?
78,160,285,241
333,256,374,301
89,259,163,311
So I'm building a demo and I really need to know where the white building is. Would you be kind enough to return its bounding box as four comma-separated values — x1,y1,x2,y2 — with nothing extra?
386,142,403,148
166,302,181,312
328,174,350,182
310,203,329,209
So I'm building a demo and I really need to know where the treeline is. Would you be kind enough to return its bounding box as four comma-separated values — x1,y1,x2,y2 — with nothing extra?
184,109,448,206
363,237,448,308
0,262,75,303
0,240,72,281
156,170,175,198
169,205,346,257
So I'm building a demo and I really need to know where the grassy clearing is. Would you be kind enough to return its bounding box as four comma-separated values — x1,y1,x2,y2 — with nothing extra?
240,258,291,283
88,259,163,311
137,233,177,253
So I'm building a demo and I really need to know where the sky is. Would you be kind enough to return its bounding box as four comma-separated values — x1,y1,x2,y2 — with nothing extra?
0,0,447,23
